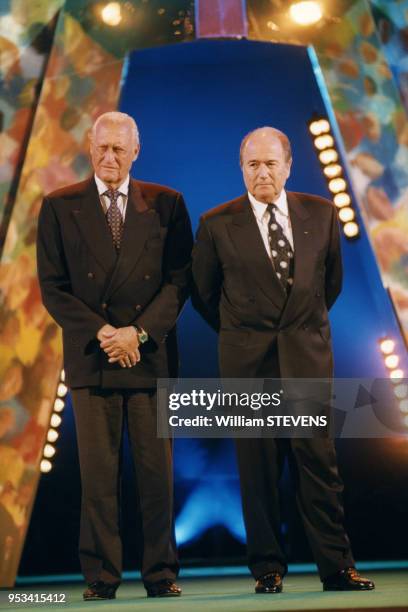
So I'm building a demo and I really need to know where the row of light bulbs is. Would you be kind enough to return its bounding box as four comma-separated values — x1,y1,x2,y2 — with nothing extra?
40,371,67,473
309,118,360,240
379,338,407,427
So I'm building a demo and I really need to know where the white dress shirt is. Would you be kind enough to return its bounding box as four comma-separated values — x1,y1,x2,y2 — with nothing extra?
94,173,130,220
248,189,294,259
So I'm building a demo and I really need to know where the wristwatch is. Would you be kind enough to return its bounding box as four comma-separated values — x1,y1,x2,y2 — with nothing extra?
134,326,149,344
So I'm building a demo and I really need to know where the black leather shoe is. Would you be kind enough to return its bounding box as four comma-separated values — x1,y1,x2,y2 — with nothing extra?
323,567,375,591
146,579,182,597
255,572,283,594
83,581,119,601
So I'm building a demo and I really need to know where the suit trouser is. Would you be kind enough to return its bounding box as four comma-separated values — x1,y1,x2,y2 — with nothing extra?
71,387,178,586
235,436,355,580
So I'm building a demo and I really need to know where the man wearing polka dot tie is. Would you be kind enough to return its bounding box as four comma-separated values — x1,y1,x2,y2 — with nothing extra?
37,112,193,599
192,127,374,594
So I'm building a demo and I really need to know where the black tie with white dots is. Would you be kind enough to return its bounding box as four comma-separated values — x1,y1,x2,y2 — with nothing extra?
104,189,123,250
267,204,294,291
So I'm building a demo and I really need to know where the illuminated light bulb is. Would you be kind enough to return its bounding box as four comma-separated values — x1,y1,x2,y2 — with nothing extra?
338,207,355,223
323,164,342,178
50,413,62,428
394,385,408,399
333,192,351,207
101,2,122,26
40,459,52,473
329,178,347,193
314,135,334,150
380,339,395,354
390,369,404,381
43,444,56,458
400,399,408,413
385,354,399,369
318,119,330,133
57,383,68,397
289,1,323,26
320,149,338,164
343,222,359,238
54,398,65,412
47,428,59,443
309,121,321,135
60,369,65,382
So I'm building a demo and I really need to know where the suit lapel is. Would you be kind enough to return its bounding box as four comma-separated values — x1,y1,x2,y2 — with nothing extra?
71,178,117,274
227,195,287,311
280,191,313,325
102,180,159,301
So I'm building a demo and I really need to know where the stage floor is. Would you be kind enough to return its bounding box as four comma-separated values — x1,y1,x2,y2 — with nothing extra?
2,571,408,611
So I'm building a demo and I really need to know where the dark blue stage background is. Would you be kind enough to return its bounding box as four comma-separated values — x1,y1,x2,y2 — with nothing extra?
20,40,408,576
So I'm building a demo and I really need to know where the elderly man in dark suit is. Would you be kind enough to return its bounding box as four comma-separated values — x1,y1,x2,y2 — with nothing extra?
192,127,374,594
37,111,192,600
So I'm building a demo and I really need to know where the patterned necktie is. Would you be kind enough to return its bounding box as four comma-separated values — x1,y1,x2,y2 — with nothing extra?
267,204,294,290
104,189,123,250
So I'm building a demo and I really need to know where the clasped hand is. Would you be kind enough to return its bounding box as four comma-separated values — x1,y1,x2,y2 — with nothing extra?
97,324,140,368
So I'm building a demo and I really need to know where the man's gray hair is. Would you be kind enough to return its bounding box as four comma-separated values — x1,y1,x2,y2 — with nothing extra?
239,127,292,165
90,111,140,146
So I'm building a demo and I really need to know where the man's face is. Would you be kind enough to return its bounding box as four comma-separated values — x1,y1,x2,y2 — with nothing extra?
90,121,139,188
241,131,291,203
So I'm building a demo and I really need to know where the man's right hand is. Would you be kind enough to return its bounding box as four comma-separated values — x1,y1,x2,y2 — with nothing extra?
97,324,139,368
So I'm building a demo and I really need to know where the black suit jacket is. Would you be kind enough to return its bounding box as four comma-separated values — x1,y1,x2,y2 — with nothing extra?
37,177,193,388
192,191,342,379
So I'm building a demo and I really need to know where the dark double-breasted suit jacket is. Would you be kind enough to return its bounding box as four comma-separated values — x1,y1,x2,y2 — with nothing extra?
192,191,342,379
37,177,193,388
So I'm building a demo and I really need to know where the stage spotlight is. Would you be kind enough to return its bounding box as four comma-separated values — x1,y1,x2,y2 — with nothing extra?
290,1,323,26
57,382,68,397
343,221,359,238
314,134,334,150
380,339,395,354
101,2,122,26
54,398,65,412
338,207,355,223
394,384,408,399
40,459,52,474
333,193,351,207
50,413,62,428
60,369,65,382
47,428,59,443
43,444,56,459
400,399,408,413
385,354,399,369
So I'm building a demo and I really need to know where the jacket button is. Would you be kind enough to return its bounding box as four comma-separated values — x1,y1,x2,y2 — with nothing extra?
135,304,142,311
102,302,108,309
87,272,94,279
144,274,151,280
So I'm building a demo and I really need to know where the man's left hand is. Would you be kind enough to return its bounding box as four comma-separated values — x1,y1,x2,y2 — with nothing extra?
100,326,140,363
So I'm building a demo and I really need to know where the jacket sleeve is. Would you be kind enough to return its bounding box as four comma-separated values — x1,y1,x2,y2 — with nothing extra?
325,204,343,310
133,193,193,345
191,216,222,332
36,197,107,343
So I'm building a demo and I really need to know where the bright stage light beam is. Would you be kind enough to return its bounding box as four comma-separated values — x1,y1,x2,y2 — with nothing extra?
290,1,323,26
101,2,122,27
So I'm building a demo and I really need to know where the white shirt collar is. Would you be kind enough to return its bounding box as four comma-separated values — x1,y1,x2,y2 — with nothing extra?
94,173,130,196
248,189,288,222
